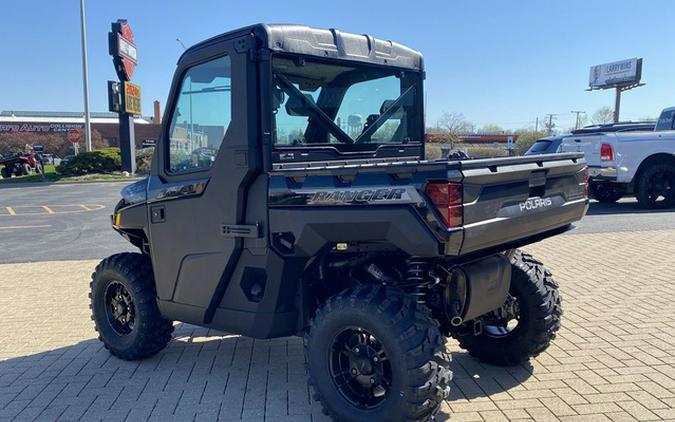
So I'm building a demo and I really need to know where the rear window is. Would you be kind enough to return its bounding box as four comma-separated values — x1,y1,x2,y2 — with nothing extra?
656,110,675,131
527,140,552,154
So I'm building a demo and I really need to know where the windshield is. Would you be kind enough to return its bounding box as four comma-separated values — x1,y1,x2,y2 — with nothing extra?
272,56,422,149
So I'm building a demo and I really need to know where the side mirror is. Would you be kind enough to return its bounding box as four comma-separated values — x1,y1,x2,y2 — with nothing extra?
285,94,317,116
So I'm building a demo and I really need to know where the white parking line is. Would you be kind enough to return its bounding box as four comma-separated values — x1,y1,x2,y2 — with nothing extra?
0,224,53,230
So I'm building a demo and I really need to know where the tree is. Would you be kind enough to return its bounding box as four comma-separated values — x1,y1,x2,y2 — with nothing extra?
478,124,505,133
436,112,474,135
592,107,614,124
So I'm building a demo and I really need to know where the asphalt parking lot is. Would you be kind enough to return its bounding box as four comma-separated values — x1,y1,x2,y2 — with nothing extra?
1,183,675,421
2,181,675,264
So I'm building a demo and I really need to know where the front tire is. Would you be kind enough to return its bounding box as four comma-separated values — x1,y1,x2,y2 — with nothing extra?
305,285,451,422
90,253,174,360
458,250,562,366
635,164,675,209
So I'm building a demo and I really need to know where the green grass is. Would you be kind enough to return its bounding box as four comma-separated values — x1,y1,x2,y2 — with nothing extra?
0,164,137,185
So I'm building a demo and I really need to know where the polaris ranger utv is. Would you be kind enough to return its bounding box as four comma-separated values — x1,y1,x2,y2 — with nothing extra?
92,24,588,421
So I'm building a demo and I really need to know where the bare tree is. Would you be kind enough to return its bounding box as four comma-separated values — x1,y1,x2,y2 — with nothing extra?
436,112,474,135
592,107,614,124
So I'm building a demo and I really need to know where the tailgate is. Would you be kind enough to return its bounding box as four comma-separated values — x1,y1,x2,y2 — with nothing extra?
560,134,606,166
450,153,588,256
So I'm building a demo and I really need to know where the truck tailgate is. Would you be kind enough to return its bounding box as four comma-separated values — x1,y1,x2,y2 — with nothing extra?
451,153,587,256
559,134,604,167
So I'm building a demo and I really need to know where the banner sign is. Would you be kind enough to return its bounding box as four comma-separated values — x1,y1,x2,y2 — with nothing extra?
122,81,142,115
0,123,85,133
589,58,642,89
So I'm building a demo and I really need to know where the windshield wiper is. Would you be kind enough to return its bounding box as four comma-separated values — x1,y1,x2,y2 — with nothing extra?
354,85,415,144
274,73,354,145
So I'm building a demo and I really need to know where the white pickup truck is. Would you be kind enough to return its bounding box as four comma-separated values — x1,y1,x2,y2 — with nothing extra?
560,106,675,209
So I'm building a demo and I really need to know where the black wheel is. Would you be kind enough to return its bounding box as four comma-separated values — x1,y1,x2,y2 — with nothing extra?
21,163,31,175
1,167,11,178
90,253,174,360
636,164,675,209
590,183,623,203
458,250,562,366
305,285,451,422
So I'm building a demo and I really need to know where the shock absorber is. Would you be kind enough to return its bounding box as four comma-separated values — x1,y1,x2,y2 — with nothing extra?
405,258,431,303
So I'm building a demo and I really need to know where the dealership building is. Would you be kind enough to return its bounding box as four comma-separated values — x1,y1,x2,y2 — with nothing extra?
0,102,162,152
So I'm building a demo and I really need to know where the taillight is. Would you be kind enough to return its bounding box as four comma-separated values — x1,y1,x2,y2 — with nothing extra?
600,143,614,161
583,166,589,198
424,181,463,228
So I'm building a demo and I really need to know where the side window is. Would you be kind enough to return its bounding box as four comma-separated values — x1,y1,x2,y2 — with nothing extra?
655,110,675,132
167,55,232,173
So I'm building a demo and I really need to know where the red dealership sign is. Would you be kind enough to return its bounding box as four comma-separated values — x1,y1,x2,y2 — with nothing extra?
109,20,137,81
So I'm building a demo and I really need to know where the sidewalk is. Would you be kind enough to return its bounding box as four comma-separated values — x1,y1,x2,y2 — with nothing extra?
1,230,674,421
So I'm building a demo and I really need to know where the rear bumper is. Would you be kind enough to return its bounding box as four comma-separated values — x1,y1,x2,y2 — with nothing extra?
446,197,588,256
588,166,617,181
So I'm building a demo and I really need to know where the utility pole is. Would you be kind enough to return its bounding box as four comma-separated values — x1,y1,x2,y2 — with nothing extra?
79,0,92,152
544,114,558,135
571,110,585,129
535,117,539,132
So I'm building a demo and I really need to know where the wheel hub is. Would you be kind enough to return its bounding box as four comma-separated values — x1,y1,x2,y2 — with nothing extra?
104,281,136,335
330,328,392,408
482,294,521,337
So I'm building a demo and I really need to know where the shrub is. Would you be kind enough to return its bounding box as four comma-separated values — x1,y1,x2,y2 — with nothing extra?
135,147,155,175
425,143,443,160
59,148,121,176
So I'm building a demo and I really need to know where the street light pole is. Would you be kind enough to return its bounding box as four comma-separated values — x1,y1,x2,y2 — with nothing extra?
79,0,92,152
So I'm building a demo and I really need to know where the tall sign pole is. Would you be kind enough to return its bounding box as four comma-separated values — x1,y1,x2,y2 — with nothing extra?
79,0,92,152
108,19,139,174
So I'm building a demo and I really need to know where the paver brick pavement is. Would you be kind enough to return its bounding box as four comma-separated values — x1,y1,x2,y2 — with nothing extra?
1,229,675,421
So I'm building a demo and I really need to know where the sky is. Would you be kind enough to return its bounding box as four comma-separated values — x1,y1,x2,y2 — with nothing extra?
1,0,673,131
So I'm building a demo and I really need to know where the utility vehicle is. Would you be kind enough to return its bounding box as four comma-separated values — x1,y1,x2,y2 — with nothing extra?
92,24,588,421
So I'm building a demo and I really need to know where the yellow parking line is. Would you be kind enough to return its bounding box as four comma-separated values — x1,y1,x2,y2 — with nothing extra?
0,224,52,230
0,204,105,216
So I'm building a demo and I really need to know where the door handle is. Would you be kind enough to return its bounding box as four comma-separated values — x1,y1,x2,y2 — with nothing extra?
151,205,166,223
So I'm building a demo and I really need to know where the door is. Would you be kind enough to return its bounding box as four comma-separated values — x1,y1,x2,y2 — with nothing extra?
147,43,258,324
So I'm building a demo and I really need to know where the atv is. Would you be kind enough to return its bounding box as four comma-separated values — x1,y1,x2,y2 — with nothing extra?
0,152,42,178
92,24,588,421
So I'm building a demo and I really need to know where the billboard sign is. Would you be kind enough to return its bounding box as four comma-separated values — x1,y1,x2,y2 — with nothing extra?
589,58,642,89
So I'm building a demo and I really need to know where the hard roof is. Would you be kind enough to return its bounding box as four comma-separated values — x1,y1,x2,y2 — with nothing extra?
184,23,423,71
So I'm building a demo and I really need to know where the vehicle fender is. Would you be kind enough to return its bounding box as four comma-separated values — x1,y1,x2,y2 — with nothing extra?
632,152,675,184
268,207,443,258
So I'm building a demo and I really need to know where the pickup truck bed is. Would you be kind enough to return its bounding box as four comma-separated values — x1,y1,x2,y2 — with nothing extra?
269,152,588,260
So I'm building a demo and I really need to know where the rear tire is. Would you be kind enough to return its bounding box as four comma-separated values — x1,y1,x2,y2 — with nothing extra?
590,183,623,203
90,253,173,360
305,285,451,422
635,164,675,209
458,250,562,366
1,167,11,178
